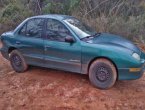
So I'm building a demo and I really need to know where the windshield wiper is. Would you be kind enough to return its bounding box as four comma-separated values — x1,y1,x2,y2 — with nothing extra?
81,32,101,40
92,32,101,37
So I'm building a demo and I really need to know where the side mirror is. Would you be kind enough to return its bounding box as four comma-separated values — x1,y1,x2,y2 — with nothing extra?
65,36,75,43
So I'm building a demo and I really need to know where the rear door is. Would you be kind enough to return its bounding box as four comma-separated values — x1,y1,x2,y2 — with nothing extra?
14,18,45,66
44,19,81,73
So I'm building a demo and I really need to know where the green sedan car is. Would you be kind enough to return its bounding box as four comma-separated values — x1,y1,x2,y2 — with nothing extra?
0,14,145,89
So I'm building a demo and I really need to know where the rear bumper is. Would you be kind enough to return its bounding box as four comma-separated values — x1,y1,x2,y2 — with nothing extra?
0,47,9,60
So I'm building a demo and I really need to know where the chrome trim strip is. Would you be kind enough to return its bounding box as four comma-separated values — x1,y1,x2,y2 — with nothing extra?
69,59,80,62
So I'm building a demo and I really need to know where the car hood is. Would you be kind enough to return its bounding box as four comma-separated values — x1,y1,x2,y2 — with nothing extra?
86,33,141,54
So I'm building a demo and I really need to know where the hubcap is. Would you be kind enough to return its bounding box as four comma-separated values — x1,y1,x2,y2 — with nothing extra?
12,54,22,66
96,67,110,82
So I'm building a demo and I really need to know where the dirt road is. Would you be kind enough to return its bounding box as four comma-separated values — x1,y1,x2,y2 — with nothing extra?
0,53,145,110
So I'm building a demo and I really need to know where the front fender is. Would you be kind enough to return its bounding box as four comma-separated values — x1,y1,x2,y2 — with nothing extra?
81,43,142,74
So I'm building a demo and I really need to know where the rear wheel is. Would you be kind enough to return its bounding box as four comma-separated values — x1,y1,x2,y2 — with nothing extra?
89,58,117,89
10,50,28,73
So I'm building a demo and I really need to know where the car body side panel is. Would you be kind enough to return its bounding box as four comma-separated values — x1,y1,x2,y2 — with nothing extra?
13,35,45,66
0,32,16,59
81,42,144,80
44,40,81,73
1,31,45,66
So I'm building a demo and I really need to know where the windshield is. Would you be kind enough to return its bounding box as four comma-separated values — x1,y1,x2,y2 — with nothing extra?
63,18,96,39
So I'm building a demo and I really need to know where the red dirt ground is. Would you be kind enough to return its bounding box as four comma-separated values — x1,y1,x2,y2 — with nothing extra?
0,45,145,110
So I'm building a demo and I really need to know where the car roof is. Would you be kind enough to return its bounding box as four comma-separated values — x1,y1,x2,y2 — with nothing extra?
30,14,74,21
13,14,75,33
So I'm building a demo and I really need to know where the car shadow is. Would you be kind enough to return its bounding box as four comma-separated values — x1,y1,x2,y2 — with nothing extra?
27,66,145,91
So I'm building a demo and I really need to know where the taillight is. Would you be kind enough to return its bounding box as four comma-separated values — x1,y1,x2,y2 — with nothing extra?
0,36,3,49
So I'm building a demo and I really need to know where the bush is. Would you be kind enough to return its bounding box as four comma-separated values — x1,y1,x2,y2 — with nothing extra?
42,0,80,14
0,2,32,34
0,0,144,44
75,0,145,43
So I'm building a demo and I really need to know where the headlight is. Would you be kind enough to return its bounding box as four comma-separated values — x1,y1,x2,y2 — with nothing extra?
132,53,140,61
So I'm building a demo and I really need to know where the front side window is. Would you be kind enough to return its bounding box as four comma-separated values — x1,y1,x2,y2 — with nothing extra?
64,18,96,39
19,18,44,38
46,19,72,42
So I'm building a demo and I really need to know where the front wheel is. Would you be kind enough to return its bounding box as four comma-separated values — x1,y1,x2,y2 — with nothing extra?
9,50,28,73
89,58,117,89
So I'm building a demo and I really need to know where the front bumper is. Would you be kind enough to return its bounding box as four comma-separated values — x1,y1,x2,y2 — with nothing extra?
118,59,145,80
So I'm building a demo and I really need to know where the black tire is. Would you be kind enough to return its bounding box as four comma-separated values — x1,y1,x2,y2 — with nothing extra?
9,50,28,73
89,58,117,89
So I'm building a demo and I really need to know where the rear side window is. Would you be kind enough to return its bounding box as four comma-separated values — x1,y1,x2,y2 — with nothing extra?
19,18,44,38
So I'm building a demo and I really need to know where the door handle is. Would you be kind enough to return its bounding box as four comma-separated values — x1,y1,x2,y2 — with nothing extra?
16,41,21,45
45,45,51,51
45,45,51,48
